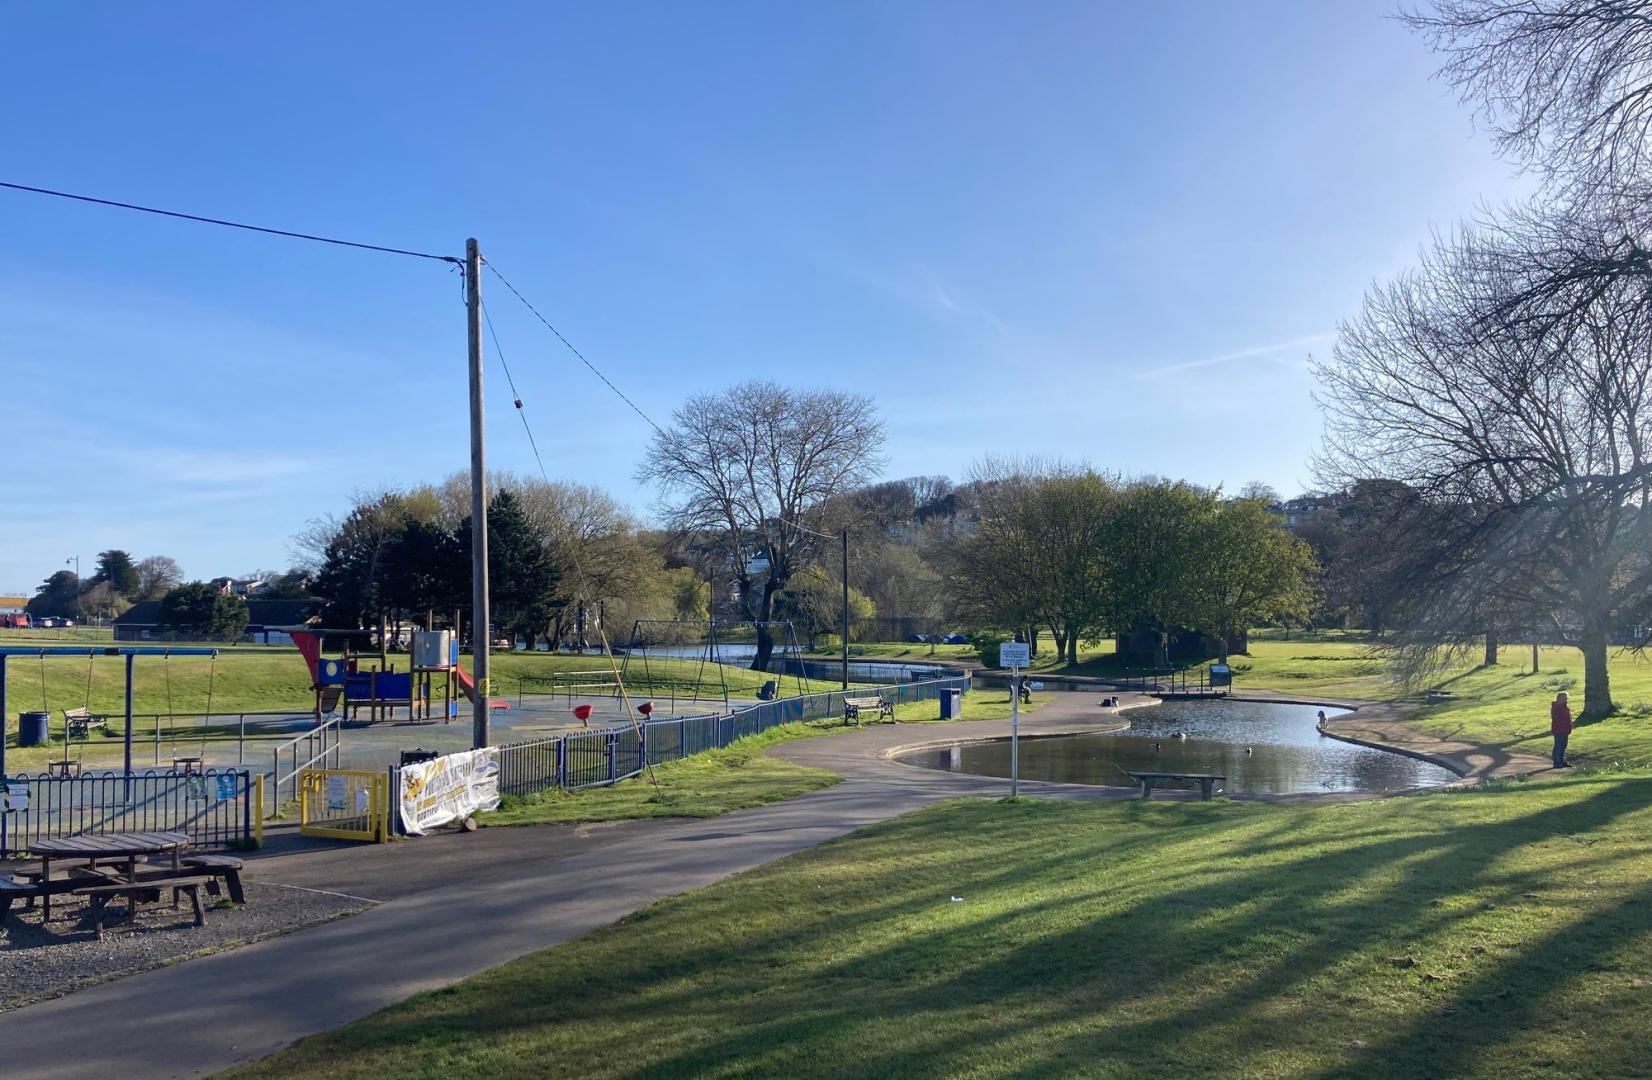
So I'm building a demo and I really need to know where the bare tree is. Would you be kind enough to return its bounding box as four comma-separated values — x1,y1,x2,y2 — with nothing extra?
135,555,184,601
640,380,885,670
1316,216,1652,717
1404,0,1652,209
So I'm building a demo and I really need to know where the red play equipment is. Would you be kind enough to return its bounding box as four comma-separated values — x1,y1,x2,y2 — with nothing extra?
453,660,510,712
292,627,507,723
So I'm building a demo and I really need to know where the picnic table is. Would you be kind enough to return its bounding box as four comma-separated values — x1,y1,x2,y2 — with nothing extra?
22,831,190,923
1125,771,1225,801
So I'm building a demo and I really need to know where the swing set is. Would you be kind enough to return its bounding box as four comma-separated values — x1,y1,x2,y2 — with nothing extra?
0,646,219,779
618,620,813,714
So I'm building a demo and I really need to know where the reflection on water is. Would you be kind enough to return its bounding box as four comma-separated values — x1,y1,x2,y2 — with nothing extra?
896,699,1456,795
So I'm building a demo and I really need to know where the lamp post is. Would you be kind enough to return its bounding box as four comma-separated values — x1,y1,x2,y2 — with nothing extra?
66,556,80,626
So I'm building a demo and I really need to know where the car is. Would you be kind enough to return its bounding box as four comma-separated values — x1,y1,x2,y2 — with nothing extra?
942,633,968,645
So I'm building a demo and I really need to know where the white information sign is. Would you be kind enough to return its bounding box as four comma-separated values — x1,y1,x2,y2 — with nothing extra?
398,747,501,835
998,642,1030,669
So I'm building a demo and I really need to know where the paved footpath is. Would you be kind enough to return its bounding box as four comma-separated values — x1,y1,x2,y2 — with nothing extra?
0,694,1145,1079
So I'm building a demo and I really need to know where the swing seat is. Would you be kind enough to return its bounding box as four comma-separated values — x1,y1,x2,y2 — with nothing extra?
47,760,82,778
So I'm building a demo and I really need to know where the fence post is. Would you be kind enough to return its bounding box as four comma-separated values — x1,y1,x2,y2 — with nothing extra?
557,737,567,789
607,734,617,783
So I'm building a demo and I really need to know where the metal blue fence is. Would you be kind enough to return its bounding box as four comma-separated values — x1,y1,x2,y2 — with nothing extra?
488,673,973,803
0,768,256,858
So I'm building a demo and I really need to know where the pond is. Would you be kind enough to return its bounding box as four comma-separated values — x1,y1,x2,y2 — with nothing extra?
894,698,1458,796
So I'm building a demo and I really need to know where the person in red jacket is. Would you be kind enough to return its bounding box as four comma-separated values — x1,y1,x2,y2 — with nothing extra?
1550,691,1574,769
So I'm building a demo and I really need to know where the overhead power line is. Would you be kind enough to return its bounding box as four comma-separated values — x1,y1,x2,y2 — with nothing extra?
0,180,461,264
483,260,664,435
479,298,552,485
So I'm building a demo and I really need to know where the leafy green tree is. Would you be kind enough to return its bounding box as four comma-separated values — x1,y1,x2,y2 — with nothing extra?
26,571,81,619
457,490,561,645
92,550,141,598
1188,497,1318,662
380,522,465,617
80,581,132,622
776,564,876,644
312,492,442,626
158,582,250,640
1106,481,1213,668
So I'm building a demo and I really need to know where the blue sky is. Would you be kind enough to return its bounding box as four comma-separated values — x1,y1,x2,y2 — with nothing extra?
1,1,1527,593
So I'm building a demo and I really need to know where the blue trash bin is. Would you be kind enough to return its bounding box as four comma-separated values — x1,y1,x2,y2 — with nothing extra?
18,711,50,747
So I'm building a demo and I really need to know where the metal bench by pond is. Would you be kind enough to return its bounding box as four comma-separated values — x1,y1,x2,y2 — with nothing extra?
843,695,894,725
1126,771,1225,800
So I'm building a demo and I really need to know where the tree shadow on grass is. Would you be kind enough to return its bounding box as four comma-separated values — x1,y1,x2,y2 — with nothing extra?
235,777,1652,1080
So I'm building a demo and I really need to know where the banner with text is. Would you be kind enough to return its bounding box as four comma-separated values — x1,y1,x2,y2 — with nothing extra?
398,747,500,835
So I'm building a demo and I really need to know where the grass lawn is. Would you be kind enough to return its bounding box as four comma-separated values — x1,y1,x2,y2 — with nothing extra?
1402,649,1652,769
483,691,1036,825
228,772,1652,1080
484,724,841,825
0,649,779,772
1214,641,1652,768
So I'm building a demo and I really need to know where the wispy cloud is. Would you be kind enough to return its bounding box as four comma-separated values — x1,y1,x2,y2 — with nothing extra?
1134,332,1333,381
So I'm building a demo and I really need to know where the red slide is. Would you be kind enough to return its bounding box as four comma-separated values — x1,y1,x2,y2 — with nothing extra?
454,662,510,711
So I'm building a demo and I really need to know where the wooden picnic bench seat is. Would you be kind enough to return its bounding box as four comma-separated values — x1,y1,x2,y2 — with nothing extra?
843,695,894,725
75,875,213,939
1126,771,1225,801
181,854,247,904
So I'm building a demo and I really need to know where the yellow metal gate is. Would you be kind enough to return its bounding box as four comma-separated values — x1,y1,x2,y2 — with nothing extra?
298,769,389,842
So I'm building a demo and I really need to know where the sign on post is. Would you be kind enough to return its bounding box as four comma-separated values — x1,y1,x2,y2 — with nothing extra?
998,641,1030,798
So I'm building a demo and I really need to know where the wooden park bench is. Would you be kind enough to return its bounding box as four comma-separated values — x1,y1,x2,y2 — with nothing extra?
1126,771,1225,801
843,695,895,725
76,874,212,939
62,707,109,740
181,853,247,905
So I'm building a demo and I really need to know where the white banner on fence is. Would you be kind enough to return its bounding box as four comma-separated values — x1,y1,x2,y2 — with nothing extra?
399,747,501,835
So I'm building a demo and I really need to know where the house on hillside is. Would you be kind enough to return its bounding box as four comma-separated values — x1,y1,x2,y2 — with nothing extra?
114,598,319,644
209,576,267,597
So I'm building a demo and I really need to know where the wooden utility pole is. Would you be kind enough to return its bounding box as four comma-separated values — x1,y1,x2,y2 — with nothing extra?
840,528,850,691
466,237,491,749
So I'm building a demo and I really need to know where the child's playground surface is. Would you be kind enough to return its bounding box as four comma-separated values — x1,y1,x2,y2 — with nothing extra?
0,644,774,775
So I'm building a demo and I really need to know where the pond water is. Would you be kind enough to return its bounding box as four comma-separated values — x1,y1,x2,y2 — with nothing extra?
894,699,1458,796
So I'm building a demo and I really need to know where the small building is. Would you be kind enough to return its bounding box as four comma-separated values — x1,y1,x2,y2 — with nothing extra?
114,598,319,643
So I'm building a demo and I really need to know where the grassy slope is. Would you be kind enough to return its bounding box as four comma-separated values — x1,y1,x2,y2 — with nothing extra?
485,724,841,825
483,691,1037,826
228,774,1652,1080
